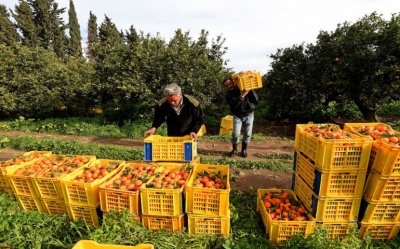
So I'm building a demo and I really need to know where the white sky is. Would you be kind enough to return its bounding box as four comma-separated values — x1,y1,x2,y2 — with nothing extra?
3,0,400,74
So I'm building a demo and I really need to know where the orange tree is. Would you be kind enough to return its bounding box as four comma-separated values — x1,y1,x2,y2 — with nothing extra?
0,44,93,118
91,25,228,121
264,12,400,122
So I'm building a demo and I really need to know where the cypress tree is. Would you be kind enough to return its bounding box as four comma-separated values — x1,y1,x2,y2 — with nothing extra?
86,11,97,60
12,1,37,47
98,15,124,46
68,0,82,57
125,25,139,44
0,5,20,46
26,0,67,57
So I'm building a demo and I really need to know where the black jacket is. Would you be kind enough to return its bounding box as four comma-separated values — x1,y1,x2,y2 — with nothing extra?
152,94,204,136
226,86,258,118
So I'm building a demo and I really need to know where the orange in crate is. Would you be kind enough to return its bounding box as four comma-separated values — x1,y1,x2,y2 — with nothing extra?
185,164,230,216
99,162,158,214
7,154,67,196
32,155,96,199
256,189,315,246
294,124,372,171
141,162,192,216
61,159,125,206
0,151,52,188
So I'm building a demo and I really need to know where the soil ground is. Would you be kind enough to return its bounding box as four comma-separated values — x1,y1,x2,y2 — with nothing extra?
0,121,296,191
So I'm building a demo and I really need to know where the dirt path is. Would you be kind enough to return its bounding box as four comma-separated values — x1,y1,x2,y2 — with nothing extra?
0,130,295,190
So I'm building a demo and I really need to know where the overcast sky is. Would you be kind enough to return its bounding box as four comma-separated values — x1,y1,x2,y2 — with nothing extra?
3,0,400,74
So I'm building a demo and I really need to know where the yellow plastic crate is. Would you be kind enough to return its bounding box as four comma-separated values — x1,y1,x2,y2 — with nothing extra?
61,159,124,206
0,151,52,188
99,164,147,214
188,212,230,237
358,196,400,223
295,124,372,171
294,151,366,197
293,173,361,222
185,164,230,216
144,135,195,162
140,162,192,216
41,197,67,215
372,140,400,177
344,123,400,175
343,123,388,168
316,222,356,239
7,172,38,196
363,170,400,201
232,71,262,91
219,127,233,136
141,214,185,232
72,240,154,249
32,155,96,200
7,154,67,196
358,222,400,241
15,194,45,213
220,115,233,129
257,189,315,246
197,124,207,137
66,203,101,227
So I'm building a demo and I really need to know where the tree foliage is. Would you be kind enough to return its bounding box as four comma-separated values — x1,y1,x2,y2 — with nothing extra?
67,0,82,57
264,12,400,122
0,5,20,46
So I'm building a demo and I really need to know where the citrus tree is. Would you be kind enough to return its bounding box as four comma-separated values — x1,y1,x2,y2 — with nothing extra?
264,12,400,122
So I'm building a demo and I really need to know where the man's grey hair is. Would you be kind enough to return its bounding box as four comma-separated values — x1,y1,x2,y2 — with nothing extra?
164,84,182,96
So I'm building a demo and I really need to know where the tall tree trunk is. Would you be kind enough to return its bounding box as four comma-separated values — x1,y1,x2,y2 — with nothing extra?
354,99,377,122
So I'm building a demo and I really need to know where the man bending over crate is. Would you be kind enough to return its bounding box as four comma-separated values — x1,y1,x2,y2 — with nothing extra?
223,78,258,158
143,84,205,140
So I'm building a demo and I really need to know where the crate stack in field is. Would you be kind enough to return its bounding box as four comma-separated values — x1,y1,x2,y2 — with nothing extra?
139,135,200,232
185,164,231,237
293,123,372,239
219,115,233,136
0,151,50,196
5,151,57,213
344,123,400,241
60,158,125,227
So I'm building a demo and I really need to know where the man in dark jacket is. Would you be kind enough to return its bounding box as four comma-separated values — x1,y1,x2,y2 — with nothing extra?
143,84,204,140
223,78,258,157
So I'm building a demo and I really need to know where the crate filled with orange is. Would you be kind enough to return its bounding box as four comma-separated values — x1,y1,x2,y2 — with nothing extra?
141,162,192,216
100,162,158,214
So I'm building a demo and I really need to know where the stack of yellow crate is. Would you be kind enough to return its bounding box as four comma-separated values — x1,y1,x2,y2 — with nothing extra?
185,164,231,237
32,155,96,216
6,152,61,213
219,115,233,136
344,123,400,240
293,124,372,238
140,135,200,232
60,159,125,227
0,151,50,196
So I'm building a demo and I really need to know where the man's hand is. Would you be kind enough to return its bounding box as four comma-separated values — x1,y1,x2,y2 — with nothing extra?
189,132,198,141
143,127,156,137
